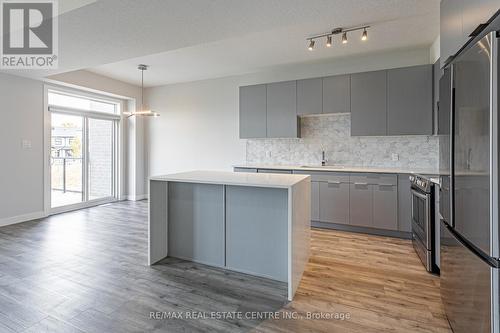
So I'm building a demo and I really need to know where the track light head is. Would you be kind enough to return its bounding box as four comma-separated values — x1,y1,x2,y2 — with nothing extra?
326,35,332,47
342,32,348,44
308,39,315,51
361,28,368,41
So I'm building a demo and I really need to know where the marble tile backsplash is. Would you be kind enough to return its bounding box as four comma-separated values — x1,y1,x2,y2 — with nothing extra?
246,113,439,170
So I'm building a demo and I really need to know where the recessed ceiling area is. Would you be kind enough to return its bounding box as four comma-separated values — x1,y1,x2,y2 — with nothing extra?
2,0,439,86
87,0,439,87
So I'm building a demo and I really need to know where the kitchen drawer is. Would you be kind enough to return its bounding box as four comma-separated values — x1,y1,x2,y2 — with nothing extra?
349,173,397,186
293,170,349,183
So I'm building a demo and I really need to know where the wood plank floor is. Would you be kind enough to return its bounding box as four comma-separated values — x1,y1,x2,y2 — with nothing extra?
0,201,451,333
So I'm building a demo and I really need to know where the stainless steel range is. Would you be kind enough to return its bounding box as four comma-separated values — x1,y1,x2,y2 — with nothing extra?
409,174,436,273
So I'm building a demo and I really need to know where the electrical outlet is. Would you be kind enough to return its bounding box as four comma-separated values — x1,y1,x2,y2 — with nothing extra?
21,139,32,149
391,153,399,161
265,151,272,158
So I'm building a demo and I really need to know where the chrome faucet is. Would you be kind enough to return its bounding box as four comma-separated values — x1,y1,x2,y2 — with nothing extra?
321,151,327,166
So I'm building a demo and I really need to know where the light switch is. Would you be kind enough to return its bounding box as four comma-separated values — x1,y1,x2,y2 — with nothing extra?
266,151,272,158
22,139,32,149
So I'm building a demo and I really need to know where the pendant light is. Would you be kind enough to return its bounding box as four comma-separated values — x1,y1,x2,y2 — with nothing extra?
125,64,159,118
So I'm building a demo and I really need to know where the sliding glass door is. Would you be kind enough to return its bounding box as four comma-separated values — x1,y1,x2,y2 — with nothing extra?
48,90,120,211
51,113,84,207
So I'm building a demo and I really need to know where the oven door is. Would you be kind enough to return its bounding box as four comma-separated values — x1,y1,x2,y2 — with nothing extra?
411,188,431,249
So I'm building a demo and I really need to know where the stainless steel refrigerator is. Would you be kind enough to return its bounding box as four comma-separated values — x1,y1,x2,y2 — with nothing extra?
439,23,500,333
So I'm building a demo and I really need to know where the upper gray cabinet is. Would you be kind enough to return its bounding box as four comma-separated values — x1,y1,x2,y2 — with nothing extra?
239,84,267,139
441,0,499,67
297,78,322,115
350,70,387,136
387,64,433,135
433,59,442,134
438,67,452,135
266,81,299,138
322,75,350,114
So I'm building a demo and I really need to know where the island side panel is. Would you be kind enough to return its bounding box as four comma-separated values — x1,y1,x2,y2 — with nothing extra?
168,182,225,267
288,177,311,300
149,180,168,265
225,185,288,282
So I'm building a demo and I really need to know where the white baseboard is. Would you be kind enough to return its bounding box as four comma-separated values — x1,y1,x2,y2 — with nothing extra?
125,194,148,201
0,211,46,228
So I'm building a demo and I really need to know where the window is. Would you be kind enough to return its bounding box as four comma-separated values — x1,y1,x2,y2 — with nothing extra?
48,91,119,114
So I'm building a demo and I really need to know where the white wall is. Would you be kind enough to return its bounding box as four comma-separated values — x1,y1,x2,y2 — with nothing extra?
0,73,45,223
430,35,440,63
145,47,432,182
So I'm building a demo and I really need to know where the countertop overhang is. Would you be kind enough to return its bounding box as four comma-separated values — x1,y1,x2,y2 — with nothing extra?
233,164,439,175
150,170,310,189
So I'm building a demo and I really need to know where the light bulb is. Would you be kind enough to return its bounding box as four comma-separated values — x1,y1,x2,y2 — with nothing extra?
362,29,368,41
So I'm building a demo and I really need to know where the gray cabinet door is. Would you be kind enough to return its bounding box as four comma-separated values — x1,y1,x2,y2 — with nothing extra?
239,84,267,138
438,67,452,135
297,78,322,115
387,65,433,135
373,184,398,230
462,0,499,40
350,70,387,136
323,75,350,114
266,81,299,138
311,181,320,221
319,181,349,225
349,183,373,227
440,0,465,67
398,174,412,232
433,59,442,134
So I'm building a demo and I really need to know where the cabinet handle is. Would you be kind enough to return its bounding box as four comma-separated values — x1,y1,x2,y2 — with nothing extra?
378,184,395,187
354,182,368,186
328,181,341,185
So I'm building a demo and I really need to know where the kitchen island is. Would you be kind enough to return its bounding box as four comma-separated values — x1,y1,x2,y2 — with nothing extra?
148,170,311,301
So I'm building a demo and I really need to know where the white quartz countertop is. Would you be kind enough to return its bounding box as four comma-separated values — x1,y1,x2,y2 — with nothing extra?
234,164,439,175
150,170,310,188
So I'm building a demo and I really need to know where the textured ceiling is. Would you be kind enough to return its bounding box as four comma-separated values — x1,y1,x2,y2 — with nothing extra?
2,0,439,85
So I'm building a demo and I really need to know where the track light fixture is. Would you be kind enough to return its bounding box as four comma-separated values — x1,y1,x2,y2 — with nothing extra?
306,25,370,50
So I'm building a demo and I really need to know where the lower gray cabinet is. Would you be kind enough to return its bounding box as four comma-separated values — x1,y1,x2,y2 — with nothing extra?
373,184,398,230
311,181,320,221
319,181,349,225
398,174,412,232
349,183,373,227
